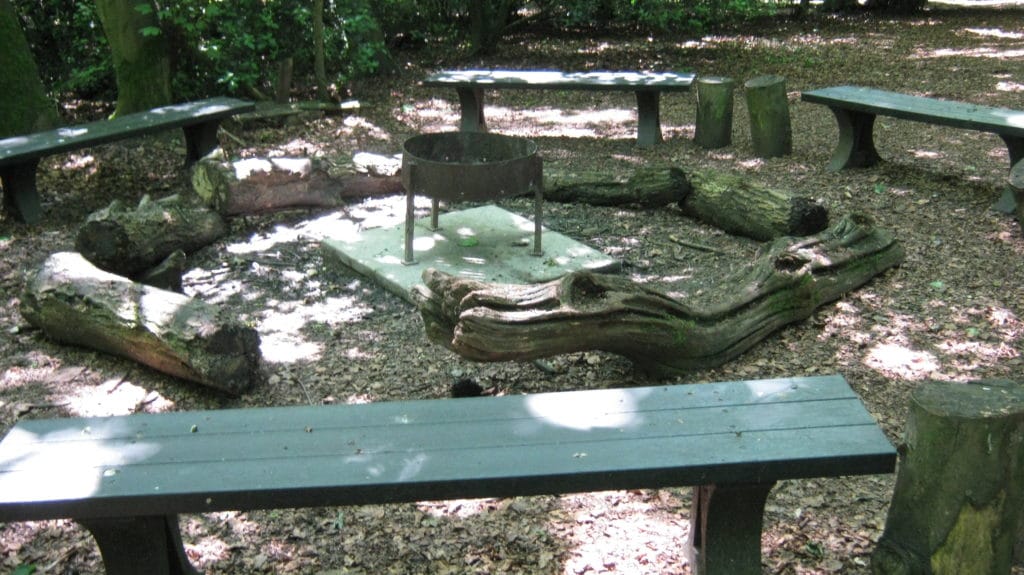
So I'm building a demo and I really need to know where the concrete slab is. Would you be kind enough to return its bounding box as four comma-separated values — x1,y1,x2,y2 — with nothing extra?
321,205,620,304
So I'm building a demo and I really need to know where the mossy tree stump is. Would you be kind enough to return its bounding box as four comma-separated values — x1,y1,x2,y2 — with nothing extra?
695,76,736,149
745,75,793,158
872,379,1024,575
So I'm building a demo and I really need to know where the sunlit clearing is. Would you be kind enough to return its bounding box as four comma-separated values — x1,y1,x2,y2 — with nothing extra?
559,490,688,575
66,377,173,417
864,342,939,379
965,27,1023,39
259,296,373,363
418,498,499,519
525,388,644,430
0,423,159,501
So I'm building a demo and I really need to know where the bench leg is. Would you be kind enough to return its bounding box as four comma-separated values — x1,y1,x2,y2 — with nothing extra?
635,91,663,148
825,108,881,171
182,121,222,165
688,482,774,575
79,514,200,575
456,87,487,132
0,160,42,224
999,134,1024,169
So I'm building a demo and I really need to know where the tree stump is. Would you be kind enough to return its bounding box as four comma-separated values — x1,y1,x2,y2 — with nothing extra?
745,75,793,158
75,195,227,280
694,76,736,149
20,252,263,395
872,379,1024,575
413,214,903,376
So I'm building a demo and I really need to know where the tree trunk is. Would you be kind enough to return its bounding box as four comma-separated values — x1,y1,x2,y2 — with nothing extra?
412,214,903,377
681,169,828,240
872,379,1024,575
75,195,227,278
20,252,263,395
695,76,736,149
94,0,172,116
469,0,512,55
190,156,403,216
313,0,328,101
0,0,58,137
275,57,294,103
745,75,793,158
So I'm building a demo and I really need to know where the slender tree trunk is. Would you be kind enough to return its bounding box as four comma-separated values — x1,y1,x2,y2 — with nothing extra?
0,0,58,136
94,0,172,116
313,0,328,101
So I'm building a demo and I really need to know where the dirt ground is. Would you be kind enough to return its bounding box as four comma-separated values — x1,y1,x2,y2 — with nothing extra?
2,4,1024,574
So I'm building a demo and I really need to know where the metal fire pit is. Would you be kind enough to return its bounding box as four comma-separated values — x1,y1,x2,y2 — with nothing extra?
400,132,543,264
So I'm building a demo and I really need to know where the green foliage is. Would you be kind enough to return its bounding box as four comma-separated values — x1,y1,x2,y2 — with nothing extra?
13,565,37,575
540,0,776,34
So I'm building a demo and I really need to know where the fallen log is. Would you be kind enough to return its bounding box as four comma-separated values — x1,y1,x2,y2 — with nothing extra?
412,214,903,377
544,166,827,240
20,252,263,395
191,155,403,216
680,169,828,241
75,195,227,279
872,379,1024,575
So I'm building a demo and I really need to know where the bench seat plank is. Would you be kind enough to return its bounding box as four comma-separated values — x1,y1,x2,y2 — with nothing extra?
422,69,696,147
801,86,1024,171
0,374,894,522
0,97,254,223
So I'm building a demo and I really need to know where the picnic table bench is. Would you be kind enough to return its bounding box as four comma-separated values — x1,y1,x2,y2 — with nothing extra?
0,97,254,224
422,69,697,148
0,374,895,575
801,85,1024,172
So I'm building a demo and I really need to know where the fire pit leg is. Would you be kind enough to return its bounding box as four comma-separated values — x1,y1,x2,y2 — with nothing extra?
430,199,440,230
532,182,543,257
403,164,418,266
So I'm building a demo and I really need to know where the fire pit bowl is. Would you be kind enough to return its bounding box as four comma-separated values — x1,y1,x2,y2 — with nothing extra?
401,132,542,202
400,132,544,264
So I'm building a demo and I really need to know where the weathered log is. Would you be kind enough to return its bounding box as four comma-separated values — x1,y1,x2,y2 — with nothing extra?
75,195,227,279
190,156,403,216
544,166,690,207
872,379,1024,575
20,252,263,395
412,214,903,376
695,76,736,149
745,75,793,158
681,169,828,240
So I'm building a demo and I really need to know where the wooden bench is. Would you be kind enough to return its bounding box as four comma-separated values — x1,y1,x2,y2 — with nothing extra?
421,69,697,148
0,97,254,224
0,374,895,575
801,85,1024,172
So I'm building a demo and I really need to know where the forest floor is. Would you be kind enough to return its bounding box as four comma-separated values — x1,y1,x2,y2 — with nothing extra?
2,3,1024,574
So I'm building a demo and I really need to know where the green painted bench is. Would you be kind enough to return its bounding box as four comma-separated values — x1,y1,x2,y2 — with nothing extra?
421,69,697,148
0,374,895,575
801,85,1024,172
0,97,254,224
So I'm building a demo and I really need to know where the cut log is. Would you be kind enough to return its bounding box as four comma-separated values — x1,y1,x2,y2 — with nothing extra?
20,252,263,395
75,195,227,279
745,75,793,158
695,76,736,149
190,156,403,216
544,166,690,207
872,379,1024,575
681,169,828,240
412,214,903,376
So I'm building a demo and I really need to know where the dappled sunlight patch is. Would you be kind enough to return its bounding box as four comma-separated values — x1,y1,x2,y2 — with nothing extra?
258,296,374,363
64,377,170,417
996,80,1024,92
418,498,499,520
335,115,391,142
915,46,1024,59
864,342,940,380
185,535,231,569
964,27,1023,39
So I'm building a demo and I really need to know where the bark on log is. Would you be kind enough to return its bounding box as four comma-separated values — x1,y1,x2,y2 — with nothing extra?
20,252,263,395
695,76,736,149
872,379,1024,575
544,166,690,207
190,156,403,216
681,169,828,240
745,75,793,158
412,214,902,377
75,195,227,279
